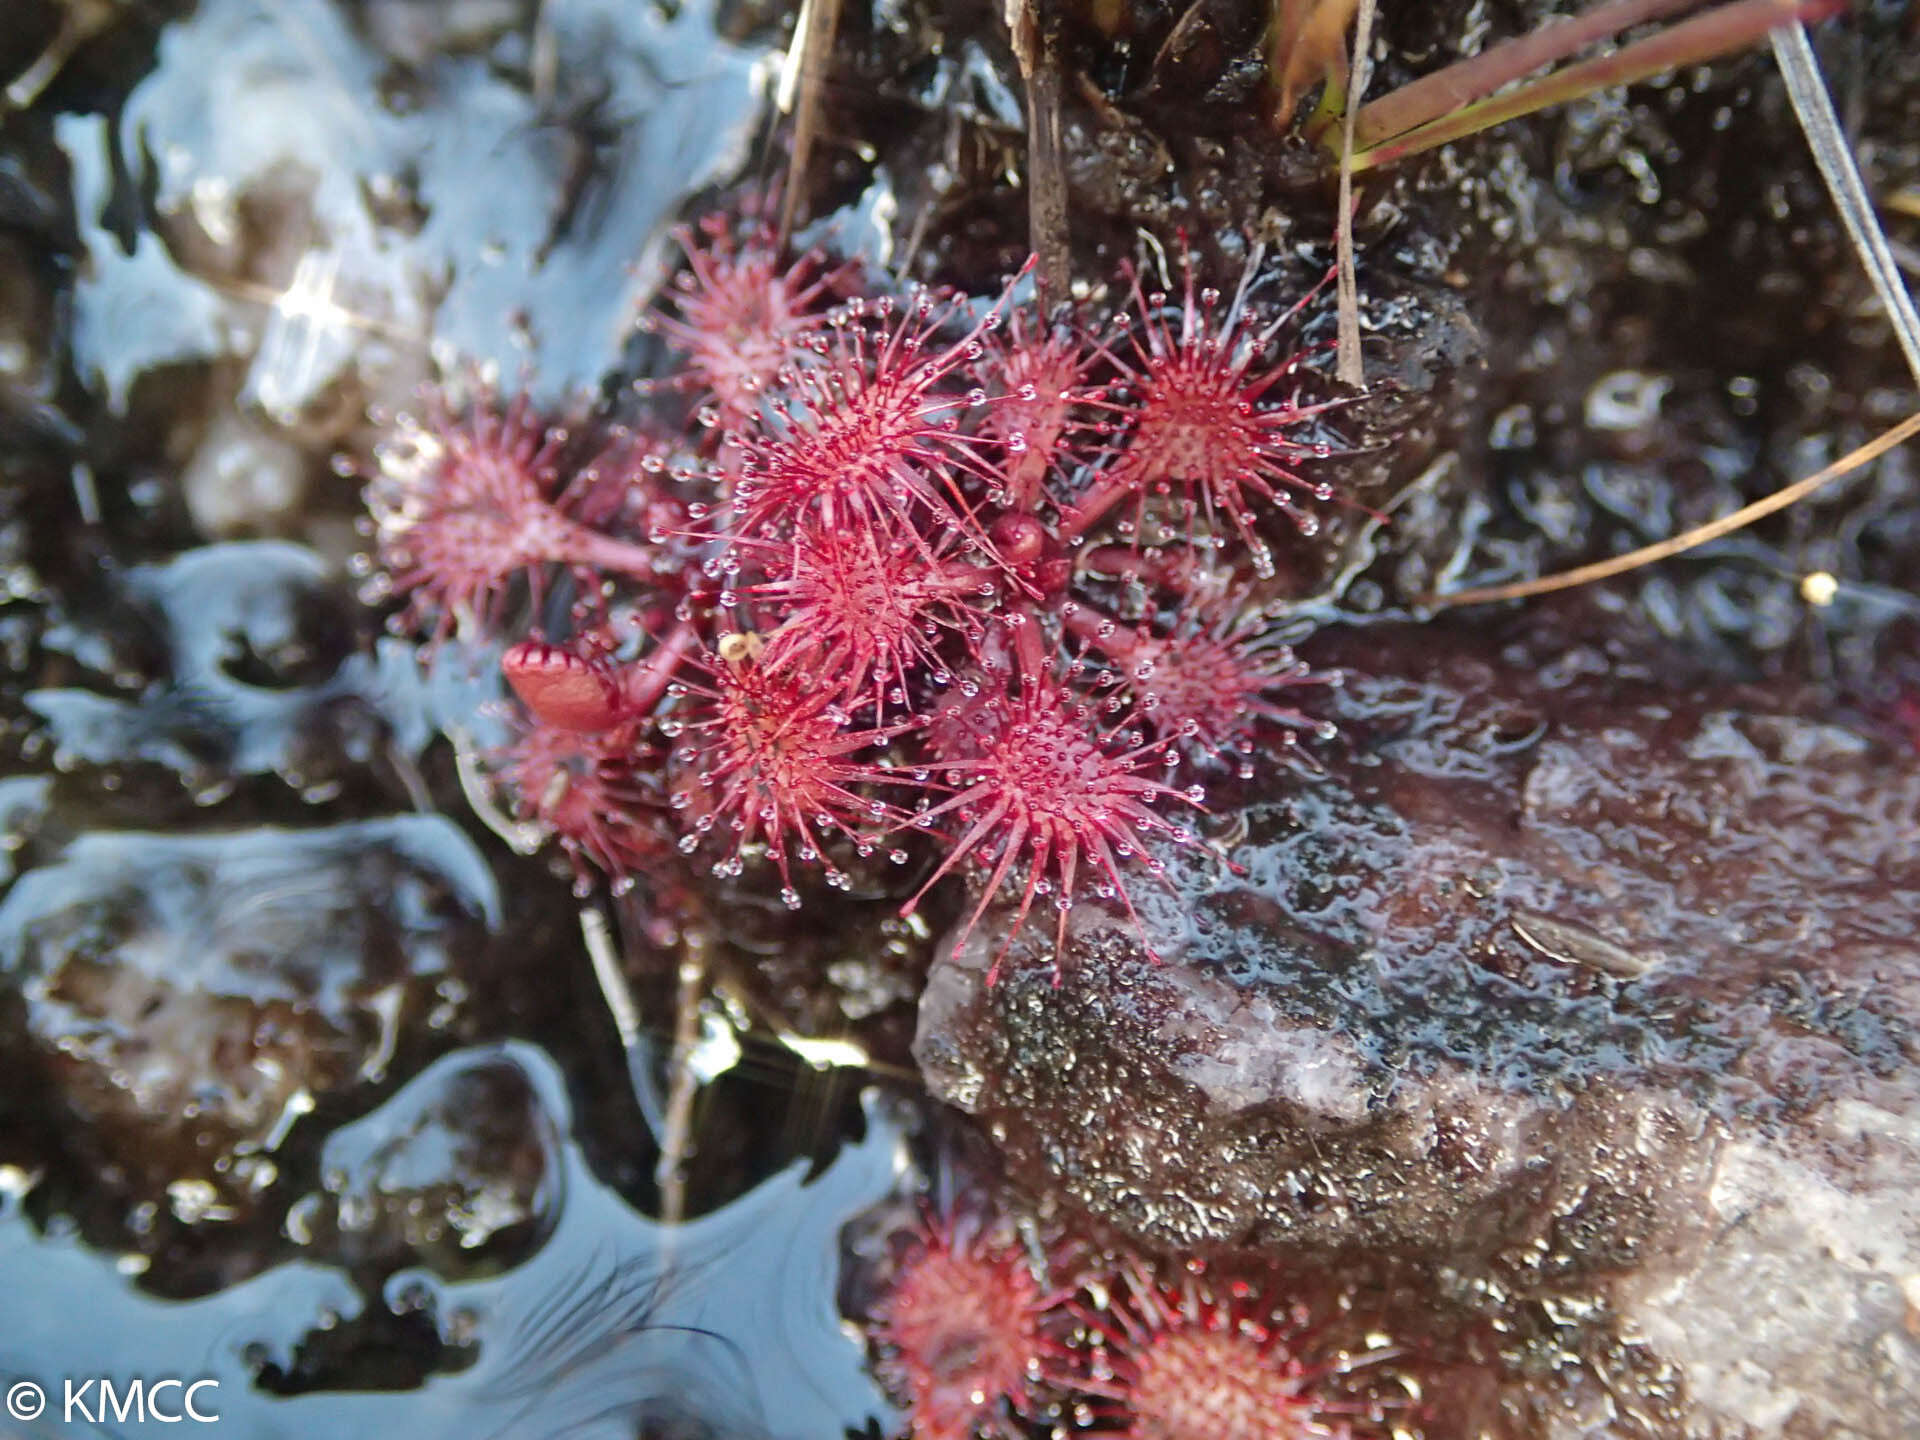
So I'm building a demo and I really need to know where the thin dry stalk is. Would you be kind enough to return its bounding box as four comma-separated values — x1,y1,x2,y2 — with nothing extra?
656,934,711,1226
580,905,668,1138
1349,0,1833,173
1008,0,1071,299
1771,23,1920,385
1334,0,1377,386
1352,0,1703,149
4,0,120,110
1422,410,1920,609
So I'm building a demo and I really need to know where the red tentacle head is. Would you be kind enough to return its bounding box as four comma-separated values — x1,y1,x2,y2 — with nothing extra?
664,637,917,906
899,646,1205,982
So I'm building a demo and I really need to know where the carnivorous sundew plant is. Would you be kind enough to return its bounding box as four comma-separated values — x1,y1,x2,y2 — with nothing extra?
358,208,1349,980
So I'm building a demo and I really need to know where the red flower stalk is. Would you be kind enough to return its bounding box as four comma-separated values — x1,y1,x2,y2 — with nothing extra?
1070,1265,1393,1440
365,391,666,639
493,631,697,893
868,1210,1054,1440
640,217,841,428
1057,251,1339,576
726,287,1016,553
664,639,916,906
745,518,1000,711
899,644,1204,981
1063,585,1334,769
562,428,707,580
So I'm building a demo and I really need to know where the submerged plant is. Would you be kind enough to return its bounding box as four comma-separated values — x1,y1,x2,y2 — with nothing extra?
852,1202,1409,1440
1067,1264,1399,1440
866,1209,1055,1440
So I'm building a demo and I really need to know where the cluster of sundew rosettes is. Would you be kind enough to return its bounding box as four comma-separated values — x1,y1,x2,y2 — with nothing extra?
861,1204,1408,1440
356,202,1347,978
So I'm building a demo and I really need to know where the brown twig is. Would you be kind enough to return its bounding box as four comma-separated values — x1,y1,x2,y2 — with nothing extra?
1422,411,1920,609
1334,0,1376,387
4,0,120,111
1008,0,1070,299
778,0,844,245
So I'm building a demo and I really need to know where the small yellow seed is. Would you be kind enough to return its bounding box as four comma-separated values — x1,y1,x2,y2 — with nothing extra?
717,631,765,664
1800,571,1838,607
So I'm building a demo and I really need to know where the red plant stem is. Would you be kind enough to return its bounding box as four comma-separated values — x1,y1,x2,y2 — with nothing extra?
1352,0,1705,149
568,526,674,581
1076,545,1200,588
1006,454,1045,516
1063,603,1144,660
1011,605,1048,677
622,622,699,714
1053,481,1133,543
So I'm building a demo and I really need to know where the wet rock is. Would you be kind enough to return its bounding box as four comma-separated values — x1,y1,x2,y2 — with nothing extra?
0,816,499,1219
915,607,1920,1437
299,1046,559,1273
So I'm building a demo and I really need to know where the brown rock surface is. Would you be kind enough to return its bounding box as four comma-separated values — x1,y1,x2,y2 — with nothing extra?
915,610,1920,1436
